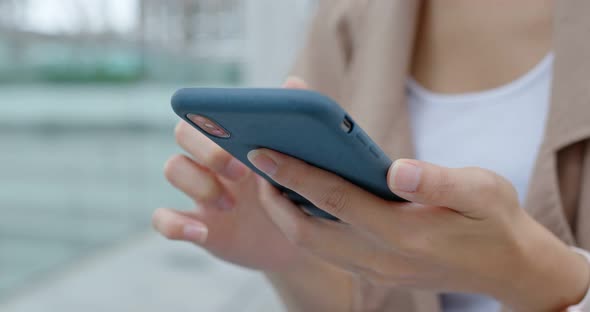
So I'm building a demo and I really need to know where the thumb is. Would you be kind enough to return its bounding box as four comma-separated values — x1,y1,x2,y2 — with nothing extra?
387,159,518,218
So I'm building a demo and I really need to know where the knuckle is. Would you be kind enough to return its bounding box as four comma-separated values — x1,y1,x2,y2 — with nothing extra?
437,169,456,192
203,147,231,172
472,168,518,208
257,184,274,206
471,167,503,195
354,261,399,287
158,225,176,240
396,236,416,255
259,182,281,208
152,212,177,240
390,270,421,288
363,247,386,274
286,219,312,247
277,164,305,190
358,258,415,288
190,169,219,202
151,211,161,231
427,168,456,203
174,121,191,145
318,184,350,216
363,271,393,287
198,178,220,203
163,155,186,184
396,233,433,257
163,154,220,202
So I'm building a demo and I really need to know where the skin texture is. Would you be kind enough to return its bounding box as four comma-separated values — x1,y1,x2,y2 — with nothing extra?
154,77,590,311
153,79,312,271
153,79,355,311
412,0,553,93
154,1,590,310
248,148,589,312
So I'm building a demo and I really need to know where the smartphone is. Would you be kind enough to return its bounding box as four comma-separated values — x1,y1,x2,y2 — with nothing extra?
171,88,404,220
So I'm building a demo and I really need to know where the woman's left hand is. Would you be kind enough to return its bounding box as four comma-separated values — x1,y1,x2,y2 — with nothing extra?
247,149,590,312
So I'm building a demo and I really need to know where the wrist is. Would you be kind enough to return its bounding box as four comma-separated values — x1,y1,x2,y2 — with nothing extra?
265,253,353,312
567,247,590,312
495,216,590,311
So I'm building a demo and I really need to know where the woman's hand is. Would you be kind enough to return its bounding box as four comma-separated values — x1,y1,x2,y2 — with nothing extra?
248,150,590,311
152,78,316,271
152,78,355,311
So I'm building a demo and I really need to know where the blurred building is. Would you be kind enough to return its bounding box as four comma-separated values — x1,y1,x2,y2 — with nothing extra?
0,0,315,86
0,0,315,307
139,0,243,55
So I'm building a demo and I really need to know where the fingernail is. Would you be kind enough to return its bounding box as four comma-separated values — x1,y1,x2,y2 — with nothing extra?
216,194,234,211
183,223,208,243
283,76,307,89
389,161,422,192
223,158,248,180
247,150,278,176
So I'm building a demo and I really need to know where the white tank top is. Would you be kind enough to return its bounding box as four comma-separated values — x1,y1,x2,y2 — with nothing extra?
406,53,554,312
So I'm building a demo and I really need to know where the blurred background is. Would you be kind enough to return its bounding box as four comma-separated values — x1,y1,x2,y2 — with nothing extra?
0,1,314,311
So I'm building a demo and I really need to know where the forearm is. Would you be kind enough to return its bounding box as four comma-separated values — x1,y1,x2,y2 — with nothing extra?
266,254,353,312
495,218,590,312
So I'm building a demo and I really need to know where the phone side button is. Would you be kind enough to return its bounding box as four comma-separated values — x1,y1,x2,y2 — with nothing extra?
355,133,368,146
369,146,381,159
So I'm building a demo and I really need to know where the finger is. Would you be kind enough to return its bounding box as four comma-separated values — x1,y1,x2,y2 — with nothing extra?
257,177,414,278
152,208,208,244
282,76,309,89
174,120,249,180
248,149,392,229
164,154,234,211
387,159,519,218
259,178,374,268
172,76,308,179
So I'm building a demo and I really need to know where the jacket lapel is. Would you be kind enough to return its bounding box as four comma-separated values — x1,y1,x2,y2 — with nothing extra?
544,0,590,151
524,0,590,244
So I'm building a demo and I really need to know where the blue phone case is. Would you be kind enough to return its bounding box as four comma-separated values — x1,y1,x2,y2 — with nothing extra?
171,88,403,220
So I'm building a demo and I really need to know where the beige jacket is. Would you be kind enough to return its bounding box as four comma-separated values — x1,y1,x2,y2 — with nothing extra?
291,1,590,311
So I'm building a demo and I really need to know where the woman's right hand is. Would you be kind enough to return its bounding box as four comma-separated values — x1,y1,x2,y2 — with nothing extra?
152,78,321,272
152,78,361,311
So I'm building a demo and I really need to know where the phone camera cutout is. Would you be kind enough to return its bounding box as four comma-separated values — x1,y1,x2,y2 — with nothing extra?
340,116,353,133
187,114,231,138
